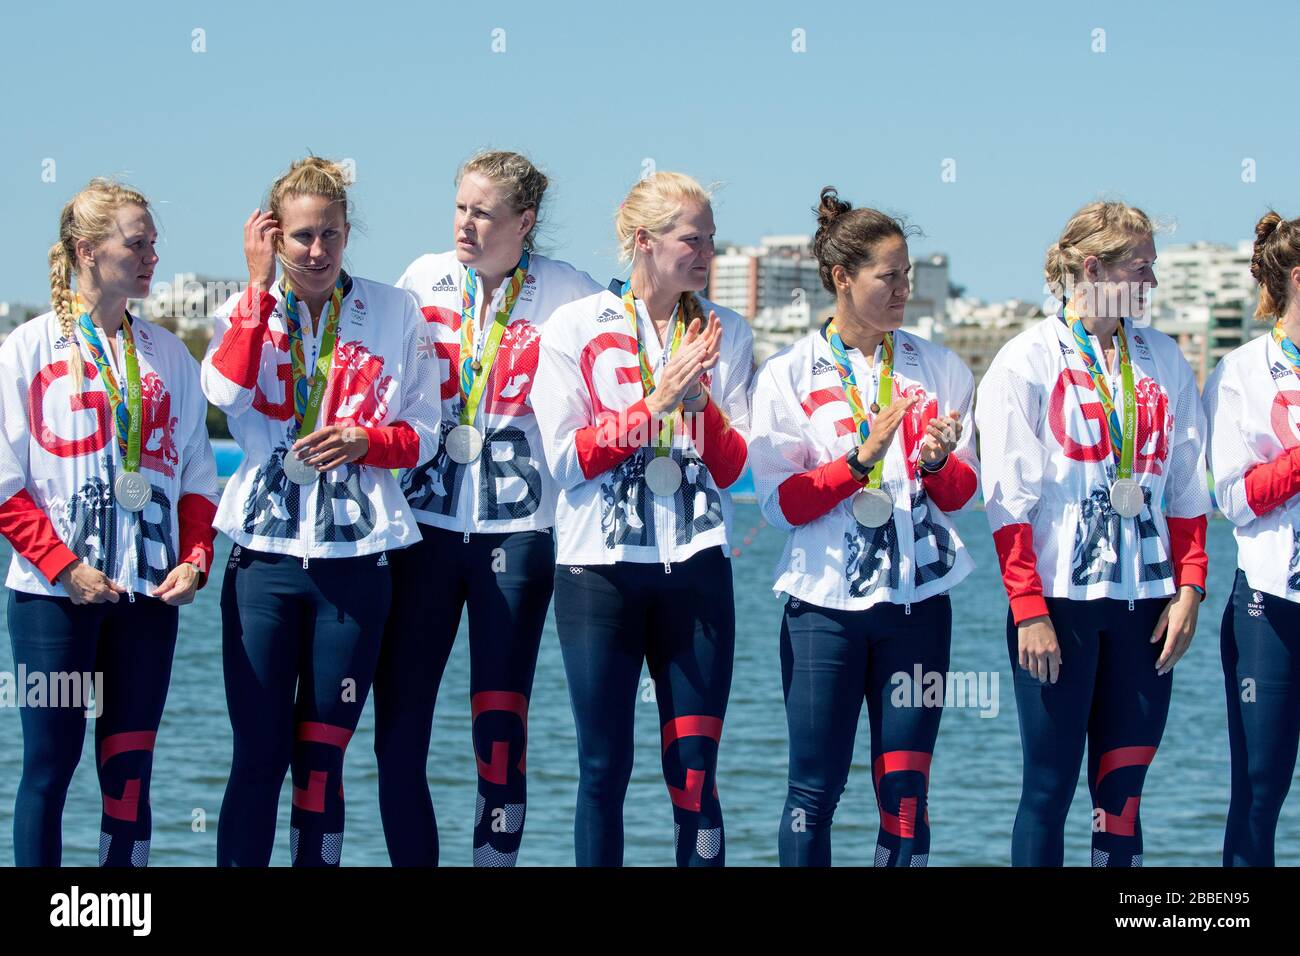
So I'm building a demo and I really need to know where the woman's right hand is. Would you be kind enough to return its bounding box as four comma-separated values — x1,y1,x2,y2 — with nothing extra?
855,395,919,469
646,317,722,416
57,561,129,605
244,209,280,293
1017,615,1061,683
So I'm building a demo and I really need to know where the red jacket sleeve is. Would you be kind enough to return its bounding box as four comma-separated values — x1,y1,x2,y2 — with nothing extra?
0,488,78,584
574,399,654,480
992,523,1049,624
177,493,218,587
1244,446,1300,517
692,398,748,490
209,286,276,389
359,422,420,469
1167,515,1209,593
920,454,978,512
776,455,863,527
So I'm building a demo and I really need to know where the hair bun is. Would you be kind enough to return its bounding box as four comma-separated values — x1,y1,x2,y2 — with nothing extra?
816,186,852,230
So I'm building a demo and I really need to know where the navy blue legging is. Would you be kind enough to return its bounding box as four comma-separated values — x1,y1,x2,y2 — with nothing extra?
217,546,391,867
1007,597,1172,867
8,590,178,867
779,594,951,867
374,524,553,867
1221,569,1300,867
553,547,735,867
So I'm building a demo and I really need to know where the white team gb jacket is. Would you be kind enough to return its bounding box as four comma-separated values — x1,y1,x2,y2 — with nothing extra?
533,289,754,568
0,311,218,596
202,275,439,560
748,328,979,611
393,251,600,535
977,316,1210,604
1205,331,1300,602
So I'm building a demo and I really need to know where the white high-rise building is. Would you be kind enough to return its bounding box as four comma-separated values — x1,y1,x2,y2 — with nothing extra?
1151,240,1262,384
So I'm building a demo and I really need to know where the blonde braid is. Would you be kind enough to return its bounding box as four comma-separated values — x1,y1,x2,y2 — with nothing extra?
48,236,83,388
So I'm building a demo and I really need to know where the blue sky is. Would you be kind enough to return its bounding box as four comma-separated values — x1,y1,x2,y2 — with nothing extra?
2,0,1295,306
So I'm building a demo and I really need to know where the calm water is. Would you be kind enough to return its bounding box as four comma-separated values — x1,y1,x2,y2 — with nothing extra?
0,506,1292,867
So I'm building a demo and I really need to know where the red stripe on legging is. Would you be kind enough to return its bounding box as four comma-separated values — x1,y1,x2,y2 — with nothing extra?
1094,746,1157,786
98,731,156,767
103,779,141,822
296,721,352,749
660,715,723,754
292,770,328,813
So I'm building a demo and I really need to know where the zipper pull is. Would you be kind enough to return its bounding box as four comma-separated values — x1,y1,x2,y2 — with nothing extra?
302,555,310,570
664,559,672,575
464,530,470,544
1128,599,1135,612
127,590,136,604
905,602,911,616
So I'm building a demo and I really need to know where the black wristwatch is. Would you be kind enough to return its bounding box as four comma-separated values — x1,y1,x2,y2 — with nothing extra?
845,447,870,480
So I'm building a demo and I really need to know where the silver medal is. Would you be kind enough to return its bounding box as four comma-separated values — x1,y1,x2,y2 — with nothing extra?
852,487,894,528
1109,478,1144,518
282,450,320,485
447,424,484,464
113,471,151,513
644,456,683,497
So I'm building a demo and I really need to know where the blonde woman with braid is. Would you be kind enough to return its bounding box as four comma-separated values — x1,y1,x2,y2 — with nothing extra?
0,179,219,866
533,172,752,866
203,157,438,867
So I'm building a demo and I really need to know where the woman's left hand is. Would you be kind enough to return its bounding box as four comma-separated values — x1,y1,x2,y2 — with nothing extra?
153,562,202,606
293,425,370,472
920,410,962,465
1152,585,1200,675
680,311,722,413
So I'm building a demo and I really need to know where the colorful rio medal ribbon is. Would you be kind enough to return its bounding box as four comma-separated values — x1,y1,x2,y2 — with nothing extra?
1064,306,1142,518
281,276,346,485
76,306,149,513
824,319,895,528
623,280,688,497
1271,319,1300,381
448,252,531,465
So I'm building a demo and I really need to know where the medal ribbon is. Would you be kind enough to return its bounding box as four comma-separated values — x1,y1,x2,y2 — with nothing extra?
1063,305,1136,479
823,320,893,490
459,251,530,426
282,276,345,436
75,301,141,474
1271,320,1300,380
622,281,686,458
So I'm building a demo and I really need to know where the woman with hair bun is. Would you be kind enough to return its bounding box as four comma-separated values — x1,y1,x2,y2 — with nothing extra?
202,156,439,867
747,187,979,867
977,201,1210,867
375,150,599,867
2,179,219,866
532,171,752,866
1204,211,1300,867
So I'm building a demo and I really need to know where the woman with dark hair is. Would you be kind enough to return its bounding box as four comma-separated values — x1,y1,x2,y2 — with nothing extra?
747,188,979,866
1205,210,1300,867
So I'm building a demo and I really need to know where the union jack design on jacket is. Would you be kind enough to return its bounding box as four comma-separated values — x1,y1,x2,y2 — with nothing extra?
393,251,600,534
532,288,752,568
1204,330,1300,602
202,275,439,560
0,311,218,596
748,328,980,611
976,315,1210,623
